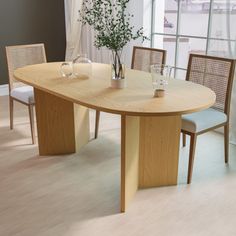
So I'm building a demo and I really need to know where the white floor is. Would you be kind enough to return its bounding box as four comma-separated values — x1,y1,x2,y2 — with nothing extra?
1,95,236,236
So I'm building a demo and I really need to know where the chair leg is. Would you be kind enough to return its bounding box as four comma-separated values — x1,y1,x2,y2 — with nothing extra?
94,110,100,139
224,124,229,164
187,133,197,184
28,104,36,144
183,133,186,147
9,97,14,129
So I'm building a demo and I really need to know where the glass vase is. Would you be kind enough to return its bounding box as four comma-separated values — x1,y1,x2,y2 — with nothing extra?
110,50,126,88
72,54,92,79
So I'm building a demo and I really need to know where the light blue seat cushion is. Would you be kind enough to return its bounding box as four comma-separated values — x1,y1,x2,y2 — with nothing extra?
182,108,227,133
11,86,34,104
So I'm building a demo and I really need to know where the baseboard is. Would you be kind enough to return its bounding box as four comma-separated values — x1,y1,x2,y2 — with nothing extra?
0,84,9,96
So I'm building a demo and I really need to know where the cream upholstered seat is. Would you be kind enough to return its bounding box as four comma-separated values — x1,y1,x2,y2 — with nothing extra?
6,43,47,144
182,108,227,133
182,54,235,184
10,86,34,104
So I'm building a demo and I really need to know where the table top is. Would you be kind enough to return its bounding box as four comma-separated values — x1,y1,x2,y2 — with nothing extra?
14,62,216,116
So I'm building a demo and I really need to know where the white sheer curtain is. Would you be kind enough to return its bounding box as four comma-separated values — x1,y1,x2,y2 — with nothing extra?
64,0,146,66
79,0,144,67
64,0,83,61
208,0,236,145
64,0,107,62
80,25,110,64
231,83,236,144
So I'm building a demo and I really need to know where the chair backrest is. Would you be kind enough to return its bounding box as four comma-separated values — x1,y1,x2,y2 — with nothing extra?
131,46,166,73
6,43,47,91
186,53,235,115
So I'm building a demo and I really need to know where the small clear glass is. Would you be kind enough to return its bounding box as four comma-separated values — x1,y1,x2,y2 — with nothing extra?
60,62,73,78
150,64,172,97
72,54,92,79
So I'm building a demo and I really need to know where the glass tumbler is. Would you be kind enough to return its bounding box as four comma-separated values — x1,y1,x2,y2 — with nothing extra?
150,64,172,97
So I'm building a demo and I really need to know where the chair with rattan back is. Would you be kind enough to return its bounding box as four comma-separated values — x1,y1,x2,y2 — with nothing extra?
131,46,166,72
5,43,47,144
182,53,236,184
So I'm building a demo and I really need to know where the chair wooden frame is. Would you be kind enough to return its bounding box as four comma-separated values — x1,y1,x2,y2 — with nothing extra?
6,43,47,144
95,46,167,139
131,46,167,70
182,53,236,184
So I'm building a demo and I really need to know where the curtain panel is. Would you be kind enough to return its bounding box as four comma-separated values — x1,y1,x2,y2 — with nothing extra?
230,82,236,144
64,0,83,60
64,0,145,66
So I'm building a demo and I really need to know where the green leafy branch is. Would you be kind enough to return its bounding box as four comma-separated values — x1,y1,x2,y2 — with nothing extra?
79,0,148,51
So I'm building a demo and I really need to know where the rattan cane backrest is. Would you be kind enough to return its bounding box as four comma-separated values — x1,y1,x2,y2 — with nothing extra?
186,54,235,114
131,46,166,73
6,43,47,91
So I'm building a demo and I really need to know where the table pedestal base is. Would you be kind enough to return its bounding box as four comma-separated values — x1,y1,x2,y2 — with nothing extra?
34,88,90,156
34,90,181,212
121,115,181,212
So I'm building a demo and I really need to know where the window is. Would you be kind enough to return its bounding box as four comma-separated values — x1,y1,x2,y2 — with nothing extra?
151,0,236,79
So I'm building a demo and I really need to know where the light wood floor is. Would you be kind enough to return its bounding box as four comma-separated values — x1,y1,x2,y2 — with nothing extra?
1,95,236,236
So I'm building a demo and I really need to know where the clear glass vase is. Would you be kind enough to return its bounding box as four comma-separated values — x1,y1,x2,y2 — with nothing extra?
111,50,125,80
110,50,126,88
72,54,92,79
60,62,73,78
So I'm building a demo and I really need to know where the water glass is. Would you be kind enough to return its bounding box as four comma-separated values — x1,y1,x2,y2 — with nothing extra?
150,64,172,97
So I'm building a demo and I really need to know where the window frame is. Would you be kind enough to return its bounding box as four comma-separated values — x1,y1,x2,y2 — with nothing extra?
150,0,236,76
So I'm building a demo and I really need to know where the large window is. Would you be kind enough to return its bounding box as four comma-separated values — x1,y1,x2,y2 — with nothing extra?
151,0,236,79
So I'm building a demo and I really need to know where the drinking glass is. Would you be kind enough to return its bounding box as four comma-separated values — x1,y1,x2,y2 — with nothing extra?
150,64,172,97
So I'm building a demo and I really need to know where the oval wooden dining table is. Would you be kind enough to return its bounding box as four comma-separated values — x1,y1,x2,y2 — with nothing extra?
14,62,216,212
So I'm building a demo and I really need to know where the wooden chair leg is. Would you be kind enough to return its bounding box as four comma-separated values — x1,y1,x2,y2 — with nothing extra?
28,104,36,144
187,133,197,184
224,124,229,164
183,133,186,147
9,97,14,129
94,110,100,139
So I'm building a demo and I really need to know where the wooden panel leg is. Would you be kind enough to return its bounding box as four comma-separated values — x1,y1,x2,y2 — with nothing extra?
139,115,181,188
183,133,186,147
34,88,89,156
224,124,229,164
94,110,100,139
28,104,36,144
74,104,90,152
121,115,140,212
187,134,197,184
9,97,14,130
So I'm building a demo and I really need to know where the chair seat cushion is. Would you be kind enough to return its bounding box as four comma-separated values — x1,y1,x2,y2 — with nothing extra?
10,86,34,104
182,108,227,133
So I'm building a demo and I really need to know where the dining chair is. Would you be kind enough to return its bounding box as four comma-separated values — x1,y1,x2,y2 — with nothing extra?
182,53,236,184
6,43,47,144
94,46,167,139
131,46,166,72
